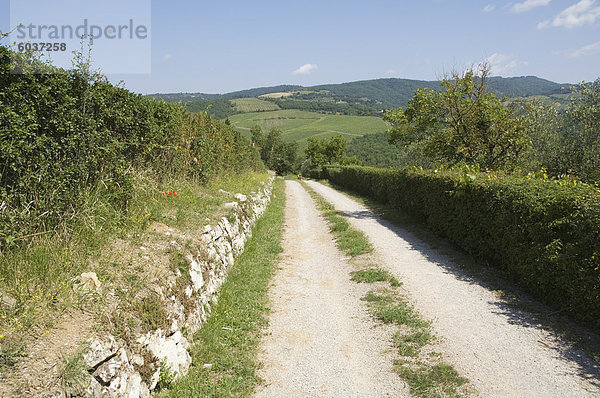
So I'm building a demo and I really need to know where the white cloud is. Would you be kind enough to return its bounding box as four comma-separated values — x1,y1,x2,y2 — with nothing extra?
482,53,527,75
511,0,551,13
386,69,399,76
292,63,318,76
538,0,600,28
566,40,600,57
483,4,496,12
163,53,172,60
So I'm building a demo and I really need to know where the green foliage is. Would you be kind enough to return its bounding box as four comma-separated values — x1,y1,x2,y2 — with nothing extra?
265,97,377,116
0,47,261,247
305,135,348,168
312,76,567,108
324,165,600,332
351,268,401,287
136,295,169,332
518,79,600,184
157,360,177,391
58,347,89,396
257,127,298,175
385,67,530,170
562,79,600,182
347,132,433,169
183,98,237,119
395,361,469,398
250,124,264,148
303,183,373,257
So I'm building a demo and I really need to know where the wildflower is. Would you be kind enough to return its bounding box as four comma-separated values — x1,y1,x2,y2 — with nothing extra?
1,315,6,319
167,191,172,196
173,192,178,197
0,335,4,339
161,191,166,196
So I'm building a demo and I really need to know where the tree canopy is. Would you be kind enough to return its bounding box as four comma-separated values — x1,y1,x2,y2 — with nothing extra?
305,135,348,167
384,67,531,170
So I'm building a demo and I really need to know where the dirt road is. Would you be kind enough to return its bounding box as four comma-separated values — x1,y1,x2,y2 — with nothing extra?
255,180,406,397
305,180,600,397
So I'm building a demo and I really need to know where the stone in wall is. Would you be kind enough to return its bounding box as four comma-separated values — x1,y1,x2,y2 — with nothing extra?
82,177,275,397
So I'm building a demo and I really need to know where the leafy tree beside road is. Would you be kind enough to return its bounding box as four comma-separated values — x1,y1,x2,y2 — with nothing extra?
385,67,530,170
305,135,348,168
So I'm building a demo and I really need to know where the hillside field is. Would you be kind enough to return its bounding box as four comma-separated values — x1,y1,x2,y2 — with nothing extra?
229,109,390,148
231,97,280,112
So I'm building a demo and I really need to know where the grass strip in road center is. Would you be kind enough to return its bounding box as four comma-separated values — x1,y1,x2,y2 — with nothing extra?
302,182,372,257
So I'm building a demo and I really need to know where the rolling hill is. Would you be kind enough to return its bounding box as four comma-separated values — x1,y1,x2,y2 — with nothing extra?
149,76,573,109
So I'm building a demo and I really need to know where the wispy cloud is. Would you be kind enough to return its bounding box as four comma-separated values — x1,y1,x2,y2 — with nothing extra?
163,53,172,60
538,0,600,28
386,69,399,76
482,53,527,75
292,63,318,76
566,40,600,57
483,4,496,12
511,0,551,13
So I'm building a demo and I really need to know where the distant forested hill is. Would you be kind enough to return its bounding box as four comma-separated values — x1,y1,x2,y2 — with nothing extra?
313,76,570,108
149,76,572,109
486,76,569,98
311,79,441,108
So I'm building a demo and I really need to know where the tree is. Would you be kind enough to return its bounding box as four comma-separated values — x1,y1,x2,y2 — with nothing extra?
305,135,348,167
385,66,530,170
250,124,264,149
305,137,328,167
271,141,298,175
519,100,563,174
255,127,298,174
562,79,600,181
260,127,283,166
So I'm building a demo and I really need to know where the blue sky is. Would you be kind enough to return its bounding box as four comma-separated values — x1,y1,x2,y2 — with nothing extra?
1,0,599,94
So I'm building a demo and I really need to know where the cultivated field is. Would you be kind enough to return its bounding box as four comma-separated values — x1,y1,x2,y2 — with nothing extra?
229,109,389,148
231,97,281,112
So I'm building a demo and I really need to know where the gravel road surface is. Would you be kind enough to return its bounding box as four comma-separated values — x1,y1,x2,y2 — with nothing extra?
305,180,600,397
255,180,406,398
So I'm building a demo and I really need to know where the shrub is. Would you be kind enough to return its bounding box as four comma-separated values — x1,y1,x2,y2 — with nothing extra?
0,47,261,245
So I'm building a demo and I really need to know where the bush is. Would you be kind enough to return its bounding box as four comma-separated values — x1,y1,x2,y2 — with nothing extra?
324,165,600,331
0,47,261,245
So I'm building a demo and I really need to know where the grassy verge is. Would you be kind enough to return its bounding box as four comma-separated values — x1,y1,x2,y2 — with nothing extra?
158,178,285,397
302,183,372,257
0,171,271,374
317,179,600,364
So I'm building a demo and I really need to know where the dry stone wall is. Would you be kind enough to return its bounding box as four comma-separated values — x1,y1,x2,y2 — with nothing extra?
81,177,275,397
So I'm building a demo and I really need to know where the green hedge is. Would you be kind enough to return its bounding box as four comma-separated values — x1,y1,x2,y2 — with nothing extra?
323,165,600,331
0,47,261,243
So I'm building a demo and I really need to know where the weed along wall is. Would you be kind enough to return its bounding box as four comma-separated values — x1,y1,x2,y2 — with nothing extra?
81,177,274,397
